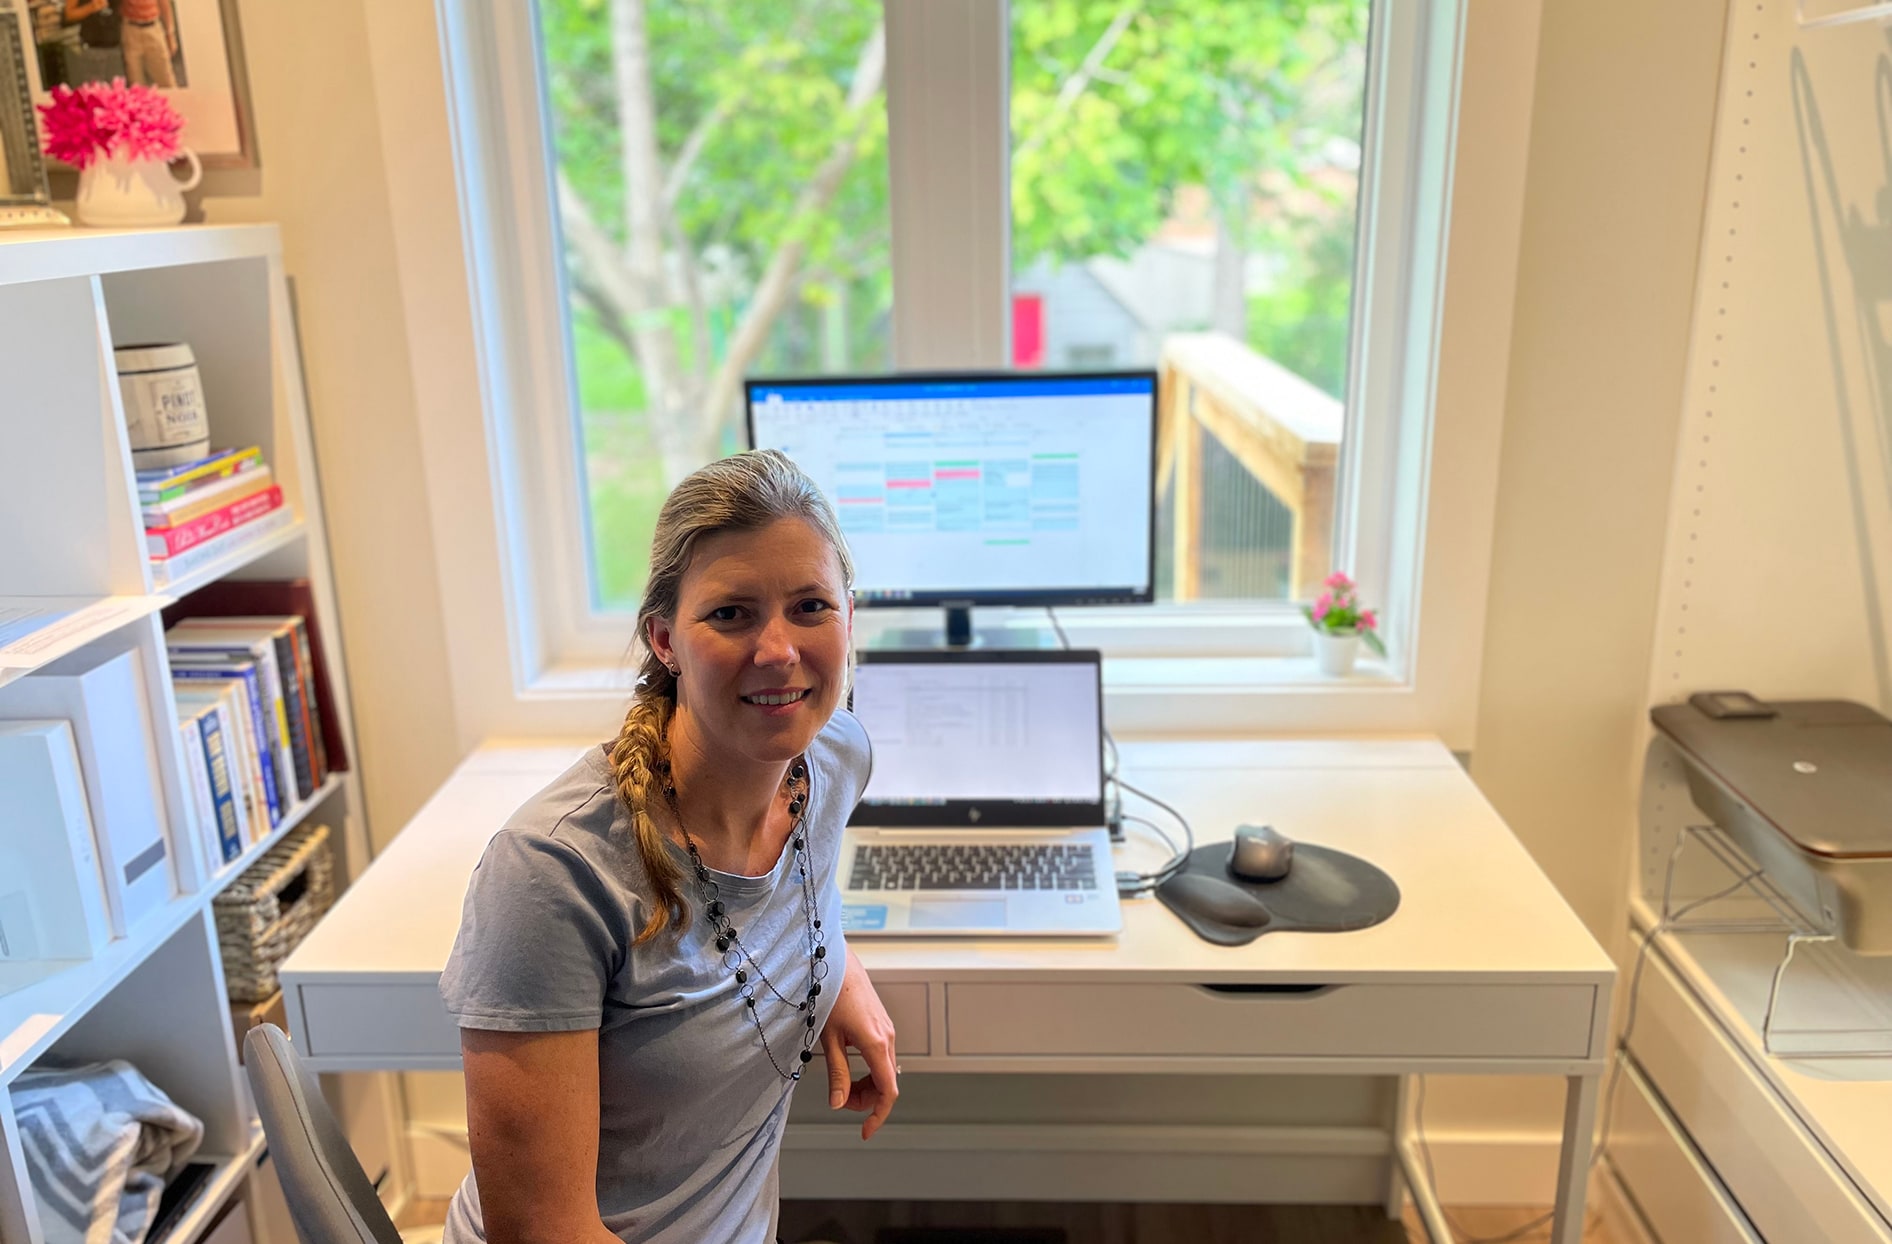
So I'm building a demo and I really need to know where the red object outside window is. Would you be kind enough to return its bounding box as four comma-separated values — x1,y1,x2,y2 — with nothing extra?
1012,294,1045,368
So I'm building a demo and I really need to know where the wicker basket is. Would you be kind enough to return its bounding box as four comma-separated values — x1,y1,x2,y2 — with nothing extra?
213,823,335,1003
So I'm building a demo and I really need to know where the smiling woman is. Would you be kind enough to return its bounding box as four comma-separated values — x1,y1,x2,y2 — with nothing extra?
438,450,899,1244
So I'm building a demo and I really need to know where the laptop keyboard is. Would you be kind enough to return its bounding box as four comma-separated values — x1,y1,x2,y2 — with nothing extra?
849,843,1098,892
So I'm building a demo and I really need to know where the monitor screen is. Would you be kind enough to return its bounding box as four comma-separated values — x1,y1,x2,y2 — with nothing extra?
848,650,1106,827
746,372,1156,607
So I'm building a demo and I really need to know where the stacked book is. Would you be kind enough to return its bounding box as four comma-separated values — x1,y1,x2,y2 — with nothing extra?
168,616,333,869
139,448,291,585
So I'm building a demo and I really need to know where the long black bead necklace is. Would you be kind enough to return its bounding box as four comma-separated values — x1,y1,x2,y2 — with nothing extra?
664,757,829,1081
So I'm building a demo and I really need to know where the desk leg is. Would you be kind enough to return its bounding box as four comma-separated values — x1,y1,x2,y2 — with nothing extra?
1385,1074,1410,1219
1552,1073,1601,1244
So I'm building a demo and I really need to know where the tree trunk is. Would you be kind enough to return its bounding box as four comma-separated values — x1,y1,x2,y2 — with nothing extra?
610,0,703,483
701,22,886,444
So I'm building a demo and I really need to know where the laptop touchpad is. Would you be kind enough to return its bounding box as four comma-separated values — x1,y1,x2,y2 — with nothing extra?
910,899,1006,929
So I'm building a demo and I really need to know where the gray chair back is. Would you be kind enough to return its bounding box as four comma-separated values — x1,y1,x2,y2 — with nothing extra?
244,1024,405,1244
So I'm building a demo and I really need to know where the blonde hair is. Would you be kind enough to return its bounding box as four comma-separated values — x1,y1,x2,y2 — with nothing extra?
609,449,854,944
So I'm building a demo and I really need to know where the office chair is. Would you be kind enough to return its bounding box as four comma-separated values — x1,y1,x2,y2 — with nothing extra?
244,1024,409,1244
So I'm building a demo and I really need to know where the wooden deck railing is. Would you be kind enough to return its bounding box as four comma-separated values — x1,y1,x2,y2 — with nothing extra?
1157,332,1344,600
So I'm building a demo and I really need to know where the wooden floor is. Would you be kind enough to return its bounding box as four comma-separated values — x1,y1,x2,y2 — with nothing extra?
402,1198,1625,1243
779,1201,1624,1244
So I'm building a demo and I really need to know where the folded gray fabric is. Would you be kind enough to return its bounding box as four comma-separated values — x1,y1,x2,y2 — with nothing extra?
14,1059,205,1244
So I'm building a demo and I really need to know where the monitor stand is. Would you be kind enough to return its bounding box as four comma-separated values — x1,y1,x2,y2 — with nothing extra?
872,602,1061,652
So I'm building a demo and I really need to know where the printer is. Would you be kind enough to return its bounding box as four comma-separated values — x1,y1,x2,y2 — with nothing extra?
1651,694,1892,956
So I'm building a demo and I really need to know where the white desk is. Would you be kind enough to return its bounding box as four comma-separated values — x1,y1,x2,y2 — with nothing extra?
282,737,1615,1244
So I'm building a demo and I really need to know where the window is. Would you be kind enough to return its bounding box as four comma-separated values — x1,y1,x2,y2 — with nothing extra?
440,0,1472,691
537,0,893,611
1007,2,1369,602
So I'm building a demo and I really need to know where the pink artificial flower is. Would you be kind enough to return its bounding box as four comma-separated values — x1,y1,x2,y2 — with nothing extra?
37,80,182,169
96,79,184,162
1312,601,1330,623
38,85,107,168
1360,610,1378,630
1324,571,1353,590
1315,591,1333,612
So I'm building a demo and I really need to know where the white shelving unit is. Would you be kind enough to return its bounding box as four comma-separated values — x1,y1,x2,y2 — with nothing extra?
0,224,394,1244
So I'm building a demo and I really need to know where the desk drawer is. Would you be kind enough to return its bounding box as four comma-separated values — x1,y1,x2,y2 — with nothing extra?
1607,1056,1760,1244
879,982,930,1057
945,983,1595,1059
294,980,931,1061
296,983,460,1059
1630,948,1892,1244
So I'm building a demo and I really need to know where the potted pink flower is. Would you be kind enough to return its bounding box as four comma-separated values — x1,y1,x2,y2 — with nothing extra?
39,79,201,227
1303,571,1385,676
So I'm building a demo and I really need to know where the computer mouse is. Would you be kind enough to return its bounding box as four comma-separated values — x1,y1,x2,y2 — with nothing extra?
1230,823,1294,881
1160,872,1274,928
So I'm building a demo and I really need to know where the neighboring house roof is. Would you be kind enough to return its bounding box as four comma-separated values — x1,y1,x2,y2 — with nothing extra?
1086,243,1216,335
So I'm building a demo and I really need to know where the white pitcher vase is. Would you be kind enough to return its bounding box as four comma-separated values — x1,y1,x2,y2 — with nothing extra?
75,150,203,227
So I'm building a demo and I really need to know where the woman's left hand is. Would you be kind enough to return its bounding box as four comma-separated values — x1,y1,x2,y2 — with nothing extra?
819,950,899,1140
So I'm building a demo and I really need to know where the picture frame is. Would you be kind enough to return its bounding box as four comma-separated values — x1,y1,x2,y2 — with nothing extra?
0,0,66,225
27,0,256,169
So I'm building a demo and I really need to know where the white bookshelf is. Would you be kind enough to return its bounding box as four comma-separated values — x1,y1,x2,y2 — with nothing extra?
0,224,397,1244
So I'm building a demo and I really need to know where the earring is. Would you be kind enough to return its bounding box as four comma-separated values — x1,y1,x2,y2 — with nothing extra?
667,663,680,677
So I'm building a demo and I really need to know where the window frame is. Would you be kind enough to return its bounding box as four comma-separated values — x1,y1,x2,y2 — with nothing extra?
427,0,1515,743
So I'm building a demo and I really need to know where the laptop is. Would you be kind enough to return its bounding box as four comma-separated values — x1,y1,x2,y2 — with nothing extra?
839,649,1123,937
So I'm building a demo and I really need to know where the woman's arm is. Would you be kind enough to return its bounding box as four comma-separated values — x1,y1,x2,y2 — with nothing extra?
817,945,899,1139
61,0,106,23
461,1027,622,1244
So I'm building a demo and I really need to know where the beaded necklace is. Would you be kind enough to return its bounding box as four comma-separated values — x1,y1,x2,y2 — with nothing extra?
663,757,829,1081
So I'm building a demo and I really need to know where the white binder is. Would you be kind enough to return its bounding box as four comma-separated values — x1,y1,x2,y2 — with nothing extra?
0,721,113,965
0,647,176,935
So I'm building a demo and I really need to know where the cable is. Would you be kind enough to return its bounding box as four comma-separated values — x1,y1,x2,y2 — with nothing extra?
1405,840,1765,1243
1048,606,1123,833
1111,775,1195,894
1041,607,1189,893
1121,812,1181,861
1045,605,1073,651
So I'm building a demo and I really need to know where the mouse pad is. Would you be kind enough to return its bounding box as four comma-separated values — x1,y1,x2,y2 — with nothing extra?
1156,841,1401,947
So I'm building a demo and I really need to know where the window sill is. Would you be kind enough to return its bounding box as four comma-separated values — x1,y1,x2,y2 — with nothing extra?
525,651,1412,738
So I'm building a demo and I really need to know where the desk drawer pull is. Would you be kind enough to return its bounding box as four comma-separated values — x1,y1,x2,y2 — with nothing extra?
1197,984,1337,997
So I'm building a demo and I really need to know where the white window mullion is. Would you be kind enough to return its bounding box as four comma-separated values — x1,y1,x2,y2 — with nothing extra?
885,0,1011,369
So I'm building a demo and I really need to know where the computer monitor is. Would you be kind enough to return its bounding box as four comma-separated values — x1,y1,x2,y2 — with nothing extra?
745,370,1157,643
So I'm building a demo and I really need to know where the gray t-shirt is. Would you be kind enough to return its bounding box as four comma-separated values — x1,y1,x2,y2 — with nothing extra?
438,710,871,1244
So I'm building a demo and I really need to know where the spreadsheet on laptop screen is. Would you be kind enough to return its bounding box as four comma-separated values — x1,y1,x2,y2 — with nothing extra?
851,659,1103,807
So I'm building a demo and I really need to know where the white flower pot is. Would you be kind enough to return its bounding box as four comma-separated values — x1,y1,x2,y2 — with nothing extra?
1315,630,1361,676
75,150,203,228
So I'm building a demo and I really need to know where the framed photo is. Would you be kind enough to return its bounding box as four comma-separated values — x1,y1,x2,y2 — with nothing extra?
0,0,65,225
27,0,254,168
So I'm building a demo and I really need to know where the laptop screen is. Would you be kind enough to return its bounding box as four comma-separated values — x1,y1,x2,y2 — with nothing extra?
848,650,1106,828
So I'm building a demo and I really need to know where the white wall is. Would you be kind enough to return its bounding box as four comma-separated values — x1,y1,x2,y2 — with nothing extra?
1428,0,1731,1190
203,0,467,853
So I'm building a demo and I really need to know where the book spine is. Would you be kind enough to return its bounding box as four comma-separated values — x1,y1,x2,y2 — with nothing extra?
289,618,328,782
149,506,295,585
135,447,262,498
173,665,283,827
196,711,243,864
146,486,284,558
272,631,317,798
142,468,272,526
179,718,222,870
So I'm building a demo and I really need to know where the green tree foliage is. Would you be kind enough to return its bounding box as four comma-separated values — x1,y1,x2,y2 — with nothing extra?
1010,0,1367,268
539,0,1369,605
